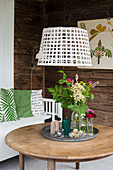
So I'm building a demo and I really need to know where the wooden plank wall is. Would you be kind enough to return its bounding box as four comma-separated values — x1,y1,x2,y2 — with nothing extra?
45,0,113,126
14,0,44,90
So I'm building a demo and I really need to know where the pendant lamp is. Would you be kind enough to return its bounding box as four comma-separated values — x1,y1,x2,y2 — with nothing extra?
36,27,92,66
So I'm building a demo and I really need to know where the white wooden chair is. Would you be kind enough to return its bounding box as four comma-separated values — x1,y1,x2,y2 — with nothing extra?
43,98,62,122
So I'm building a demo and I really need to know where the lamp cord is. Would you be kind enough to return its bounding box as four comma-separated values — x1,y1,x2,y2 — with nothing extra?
63,0,66,71
30,50,35,91
27,47,38,90
64,0,66,26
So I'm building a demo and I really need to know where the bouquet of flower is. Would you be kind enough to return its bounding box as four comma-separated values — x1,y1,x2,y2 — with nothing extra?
48,70,99,136
48,70,99,118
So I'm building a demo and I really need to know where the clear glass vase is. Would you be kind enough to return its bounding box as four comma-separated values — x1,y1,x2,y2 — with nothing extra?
71,111,82,131
71,112,94,136
80,117,87,134
86,118,93,135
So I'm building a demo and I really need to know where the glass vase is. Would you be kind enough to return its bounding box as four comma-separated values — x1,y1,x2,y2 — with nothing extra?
71,111,82,131
80,117,87,134
86,118,93,135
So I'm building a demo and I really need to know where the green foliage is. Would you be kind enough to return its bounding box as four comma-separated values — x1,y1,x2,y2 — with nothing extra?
91,93,94,100
48,88,55,93
59,86,63,94
79,81,93,104
68,103,89,116
48,70,73,108
48,70,96,115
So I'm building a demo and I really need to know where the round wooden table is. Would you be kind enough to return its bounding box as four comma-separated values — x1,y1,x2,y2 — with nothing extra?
5,123,113,170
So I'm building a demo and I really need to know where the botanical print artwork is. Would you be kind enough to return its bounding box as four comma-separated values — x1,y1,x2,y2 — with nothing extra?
78,18,113,69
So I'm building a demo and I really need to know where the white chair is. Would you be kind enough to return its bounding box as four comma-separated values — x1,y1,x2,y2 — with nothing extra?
43,98,62,122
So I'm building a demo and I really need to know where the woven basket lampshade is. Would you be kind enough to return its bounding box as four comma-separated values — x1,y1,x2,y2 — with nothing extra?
36,27,92,66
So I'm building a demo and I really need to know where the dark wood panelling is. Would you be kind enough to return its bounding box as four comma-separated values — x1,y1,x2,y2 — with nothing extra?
15,0,44,10
46,0,113,13
46,0,113,27
14,0,44,90
14,74,43,90
15,2,43,15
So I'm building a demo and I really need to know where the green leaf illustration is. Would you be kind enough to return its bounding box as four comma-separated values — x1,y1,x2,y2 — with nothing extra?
96,24,106,32
95,46,105,51
89,24,106,42
96,24,102,31
90,49,94,58
100,46,105,51
101,26,106,32
104,49,112,58
89,34,97,42
90,29,98,35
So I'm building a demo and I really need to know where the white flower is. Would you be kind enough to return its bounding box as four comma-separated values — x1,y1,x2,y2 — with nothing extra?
75,114,78,118
81,113,85,118
71,82,86,103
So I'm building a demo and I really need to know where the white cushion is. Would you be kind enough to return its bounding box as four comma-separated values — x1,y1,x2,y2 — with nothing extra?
31,90,44,116
0,114,51,161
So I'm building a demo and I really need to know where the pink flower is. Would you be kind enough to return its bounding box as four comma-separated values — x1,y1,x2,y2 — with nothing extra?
86,114,92,119
92,81,99,88
89,81,92,84
87,109,94,114
86,109,96,118
92,113,96,118
75,74,78,81
72,80,74,85
67,78,72,82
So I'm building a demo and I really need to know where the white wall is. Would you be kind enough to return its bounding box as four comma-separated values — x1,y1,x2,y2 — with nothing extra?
0,0,14,88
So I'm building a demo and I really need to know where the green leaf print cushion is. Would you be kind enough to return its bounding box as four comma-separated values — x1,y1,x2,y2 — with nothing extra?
0,88,18,122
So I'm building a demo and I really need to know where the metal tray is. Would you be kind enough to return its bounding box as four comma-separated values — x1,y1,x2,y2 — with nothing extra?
41,125,99,142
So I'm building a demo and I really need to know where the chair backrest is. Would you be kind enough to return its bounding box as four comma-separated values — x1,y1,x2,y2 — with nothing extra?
42,98,62,122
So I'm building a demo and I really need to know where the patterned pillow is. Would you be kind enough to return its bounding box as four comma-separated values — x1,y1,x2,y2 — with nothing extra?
31,90,44,116
0,88,18,122
0,92,2,121
0,104,3,122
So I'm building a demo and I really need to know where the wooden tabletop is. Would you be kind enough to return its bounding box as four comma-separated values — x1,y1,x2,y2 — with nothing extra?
5,123,113,162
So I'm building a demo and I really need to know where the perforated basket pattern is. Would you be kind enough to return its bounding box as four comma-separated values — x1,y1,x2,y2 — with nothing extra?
36,27,92,66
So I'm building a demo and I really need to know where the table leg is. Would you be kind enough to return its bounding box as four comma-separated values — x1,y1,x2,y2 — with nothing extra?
48,159,55,170
19,153,24,170
76,162,80,170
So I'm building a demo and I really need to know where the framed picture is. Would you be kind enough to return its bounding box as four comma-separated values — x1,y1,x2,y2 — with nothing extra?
78,18,113,69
